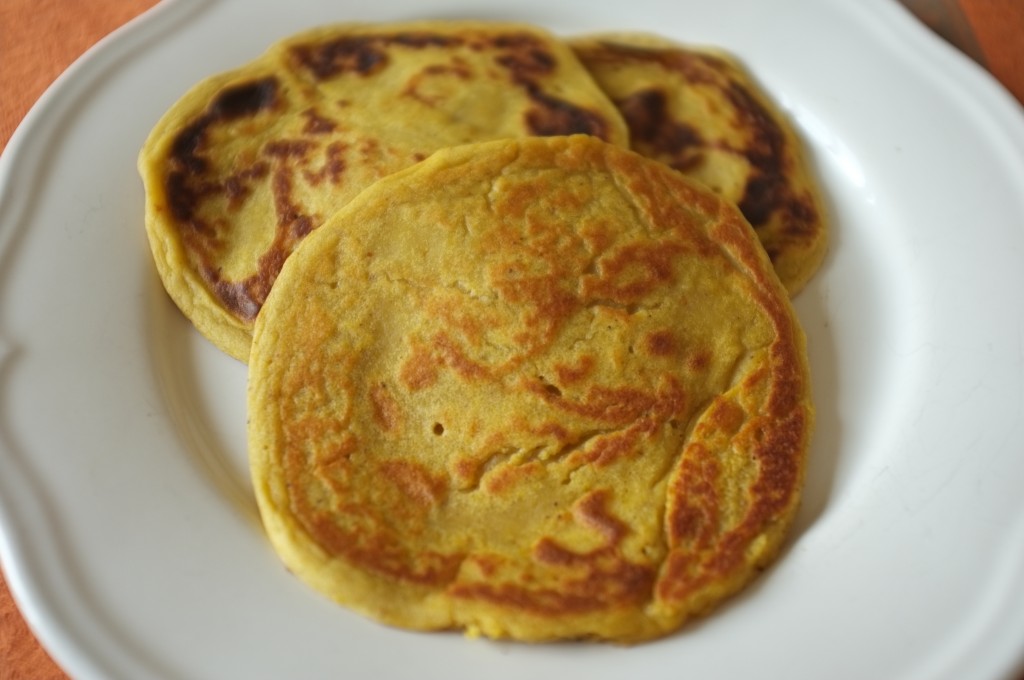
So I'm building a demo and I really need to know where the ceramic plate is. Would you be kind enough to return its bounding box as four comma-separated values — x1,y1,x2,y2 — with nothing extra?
2,0,1023,678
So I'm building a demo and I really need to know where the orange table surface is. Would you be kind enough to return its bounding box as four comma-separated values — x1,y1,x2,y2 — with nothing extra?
1,1,1022,679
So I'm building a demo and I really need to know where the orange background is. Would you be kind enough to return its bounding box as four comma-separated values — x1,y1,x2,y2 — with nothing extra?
1,1,1022,678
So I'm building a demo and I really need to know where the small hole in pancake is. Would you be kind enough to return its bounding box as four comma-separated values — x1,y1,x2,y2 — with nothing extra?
433,422,445,435
538,376,562,397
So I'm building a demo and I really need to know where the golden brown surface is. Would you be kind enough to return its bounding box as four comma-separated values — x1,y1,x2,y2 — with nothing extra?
139,21,629,360
571,34,828,295
248,135,813,642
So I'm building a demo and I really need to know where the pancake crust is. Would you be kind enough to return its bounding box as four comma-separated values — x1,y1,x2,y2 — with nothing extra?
248,135,813,642
571,34,828,294
139,21,629,360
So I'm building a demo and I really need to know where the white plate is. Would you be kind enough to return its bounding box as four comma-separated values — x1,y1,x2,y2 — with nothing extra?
2,0,1024,678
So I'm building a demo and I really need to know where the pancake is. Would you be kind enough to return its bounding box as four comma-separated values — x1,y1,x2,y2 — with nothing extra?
248,135,813,642
570,33,827,294
139,21,629,361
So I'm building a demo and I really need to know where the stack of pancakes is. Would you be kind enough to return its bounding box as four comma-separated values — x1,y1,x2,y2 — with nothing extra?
140,21,821,643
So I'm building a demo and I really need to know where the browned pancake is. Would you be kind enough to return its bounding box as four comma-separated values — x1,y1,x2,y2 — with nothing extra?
571,33,828,294
248,135,813,642
139,21,629,360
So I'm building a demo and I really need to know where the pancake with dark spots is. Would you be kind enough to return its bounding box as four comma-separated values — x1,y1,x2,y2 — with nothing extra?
248,135,813,642
571,33,828,295
139,21,629,360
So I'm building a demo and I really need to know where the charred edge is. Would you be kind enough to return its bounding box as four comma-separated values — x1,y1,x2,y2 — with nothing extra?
615,88,704,171
491,36,611,141
290,33,465,80
200,243,289,322
588,41,817,233
720,82,787,227
522,82,610,139
392,32,464,49
290,36,388,79
165,77,280,222
495,48,556,78
588,41,728,86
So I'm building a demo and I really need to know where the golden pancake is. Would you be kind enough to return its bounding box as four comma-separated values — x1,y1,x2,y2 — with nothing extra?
570,33,827,294
248,135,813,642
139,21,629,360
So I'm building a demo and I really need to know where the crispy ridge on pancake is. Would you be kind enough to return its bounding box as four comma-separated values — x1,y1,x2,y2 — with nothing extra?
139,21,629,360
571,33,828,294
248,135,813,642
